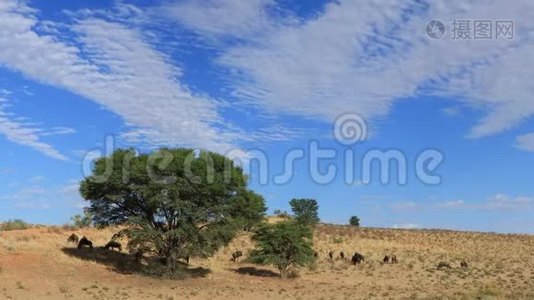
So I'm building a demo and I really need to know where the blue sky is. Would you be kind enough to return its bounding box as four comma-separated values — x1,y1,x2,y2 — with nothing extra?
0,0,533,233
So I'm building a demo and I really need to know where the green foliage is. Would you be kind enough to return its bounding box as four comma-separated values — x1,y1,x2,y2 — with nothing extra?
80,148,260,275
0,219,30,231
249,221,315,279
349,216,360,227
289,199,319,226
229,189,267,231
70,209,93,228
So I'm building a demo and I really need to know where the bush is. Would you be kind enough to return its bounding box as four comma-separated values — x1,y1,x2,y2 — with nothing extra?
0,219,30,231
349,216,360,227
70,209,93,228
249,221,315,279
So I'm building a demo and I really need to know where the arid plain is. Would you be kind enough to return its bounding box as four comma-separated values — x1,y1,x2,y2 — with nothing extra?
1,221,533,299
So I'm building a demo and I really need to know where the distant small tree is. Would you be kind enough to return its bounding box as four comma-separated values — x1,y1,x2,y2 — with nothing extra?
349,216,360,227
289,199,319,226
71,209,93,228
249,221,315,279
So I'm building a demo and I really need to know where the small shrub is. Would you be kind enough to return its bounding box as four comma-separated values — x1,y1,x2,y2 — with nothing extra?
70,210,93,228
0,219,30,231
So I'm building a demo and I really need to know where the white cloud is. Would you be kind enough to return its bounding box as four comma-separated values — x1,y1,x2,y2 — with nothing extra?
515,133,534,152
161,0,275,37
485,193,533,211
392,223,420,229
29,176,45,183
0,186,47,201
390,201,420,212
439,199,465,209
0,179,84,210
0,1,241,154
40,127,77,136
0,97,69,160
165,0,534,139
14,200,51,210
2,0,534,156
442,107,461,117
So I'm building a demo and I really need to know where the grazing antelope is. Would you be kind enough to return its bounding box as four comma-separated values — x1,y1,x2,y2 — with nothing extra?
77,236,93,249
437,261,452,270
67,233,79,244
105,241,122,251
231,250,243,262
351,252,364,265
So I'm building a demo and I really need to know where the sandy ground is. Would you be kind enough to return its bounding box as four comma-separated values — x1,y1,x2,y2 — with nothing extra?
0,223,533,299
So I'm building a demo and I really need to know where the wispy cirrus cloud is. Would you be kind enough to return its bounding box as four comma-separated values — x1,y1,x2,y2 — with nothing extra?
2,0,534,158
436,195,533,211
438,200,466,209
0,0,243,155
393,223,421,229
390,201,421,212
0,96,69,160
163,0,534,140
515,133,534,152
0,178,84,210
485,194,533,211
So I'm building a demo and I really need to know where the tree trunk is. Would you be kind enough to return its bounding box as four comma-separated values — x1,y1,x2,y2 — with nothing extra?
165,249,179,272
279,268,288,279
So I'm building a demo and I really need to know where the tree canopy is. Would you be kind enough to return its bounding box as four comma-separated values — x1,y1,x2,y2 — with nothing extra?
289,198,320,226
80,148,265,274
349,216,360,227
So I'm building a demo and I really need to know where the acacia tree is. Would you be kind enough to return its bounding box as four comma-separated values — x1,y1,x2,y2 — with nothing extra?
80,148,265,273
249,221,315,279
289,198,320,226
349,216,360,227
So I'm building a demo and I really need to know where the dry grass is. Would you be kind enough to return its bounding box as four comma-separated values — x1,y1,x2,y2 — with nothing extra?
0,223,533,299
